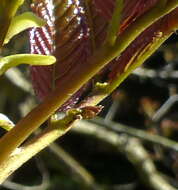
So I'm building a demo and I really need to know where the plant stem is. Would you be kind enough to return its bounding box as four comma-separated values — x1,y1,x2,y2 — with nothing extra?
112,0,178,59
0,45,109,165
105,0,124,46
106,35,171,93
0,117,77,183
0,0,177,169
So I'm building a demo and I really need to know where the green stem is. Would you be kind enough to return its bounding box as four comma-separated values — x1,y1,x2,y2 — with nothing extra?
79,2,178,106
0,0,177,167
105,0,124,46
0,45,108,165
106,35,172,93
110,0,178,61
0,119,76,183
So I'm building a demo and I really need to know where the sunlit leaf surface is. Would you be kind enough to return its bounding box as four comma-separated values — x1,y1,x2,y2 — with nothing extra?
4,12,46,44
30,0,178,111
0,54,56,76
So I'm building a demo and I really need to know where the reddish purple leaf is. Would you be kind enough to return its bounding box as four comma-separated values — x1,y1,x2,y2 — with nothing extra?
30,0,178,111
108,7,178,79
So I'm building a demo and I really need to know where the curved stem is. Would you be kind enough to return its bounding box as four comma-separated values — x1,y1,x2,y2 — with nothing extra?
0,117,77,183
106,35,171,93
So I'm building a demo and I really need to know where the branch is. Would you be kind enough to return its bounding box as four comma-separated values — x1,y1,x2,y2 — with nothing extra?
93,117,178,152
133,67,178,80
152,94,178,122
0,108,88,184
5,68,32,94
48,143,102,190
2,180,45,190
0,116,177,190
71,120,177,190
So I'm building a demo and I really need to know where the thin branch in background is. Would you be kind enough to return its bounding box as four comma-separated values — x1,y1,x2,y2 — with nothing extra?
3,67,37,117
93,117,178,152
5,68,32,94
48,143,102,190
152,94,178,122
104,98,120,123
34,156,50,189
112,183,137,190
133,67,178,79
0,118,176,190
71,120,177,190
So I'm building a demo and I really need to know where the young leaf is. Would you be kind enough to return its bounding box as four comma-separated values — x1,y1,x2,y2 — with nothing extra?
30,0,178,110
4,12,46,45
30,0,94,109
0,54,56,76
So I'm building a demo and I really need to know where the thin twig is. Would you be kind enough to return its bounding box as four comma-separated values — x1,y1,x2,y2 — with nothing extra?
152,94,178,122
5,68,32,94
71,120,177,190
133,67,178,80
48,143,101,190
93,117,178,152
104,99,120,123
